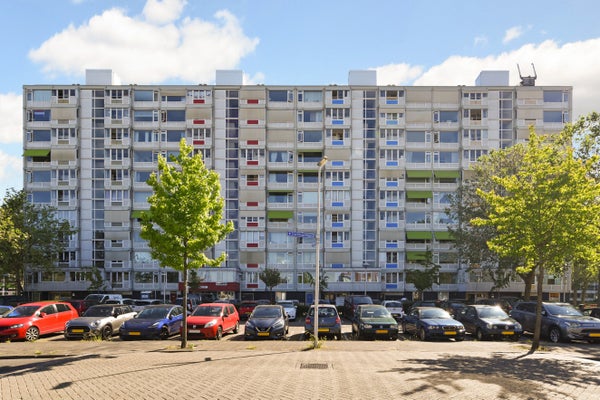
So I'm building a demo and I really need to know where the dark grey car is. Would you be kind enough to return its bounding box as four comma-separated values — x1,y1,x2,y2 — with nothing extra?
510,301,600,343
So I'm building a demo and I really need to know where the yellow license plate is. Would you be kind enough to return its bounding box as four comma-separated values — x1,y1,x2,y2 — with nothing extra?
589,333,600,337
375,329,388,334
318,328,330,332
129,332,141,336
71,329,84,333
444,331,457,335
502,331,514,335
257,332,270,337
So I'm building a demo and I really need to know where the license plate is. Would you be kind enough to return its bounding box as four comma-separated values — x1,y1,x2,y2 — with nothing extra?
189,329,201,333
444,331,457,335
129,332,141,336
375,329,388,334
257,332,270,337
71,329,84,333
589,333,600,337
501,331,514,335
318,328,330,333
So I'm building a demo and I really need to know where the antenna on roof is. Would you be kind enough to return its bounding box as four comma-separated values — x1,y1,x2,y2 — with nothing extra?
517,63,537,86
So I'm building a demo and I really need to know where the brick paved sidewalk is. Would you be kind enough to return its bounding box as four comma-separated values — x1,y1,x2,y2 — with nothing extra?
1,338,599,399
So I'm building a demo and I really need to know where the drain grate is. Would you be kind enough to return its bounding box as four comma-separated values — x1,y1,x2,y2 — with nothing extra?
300,363,329,370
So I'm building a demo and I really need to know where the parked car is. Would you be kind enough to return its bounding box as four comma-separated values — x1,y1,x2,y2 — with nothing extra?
244,305,289,340
175,297,199,313
343,295,373,319
119,304,184,340
0,305,14,317
64,304,137,340
238,300,259,320
304,304,342,340
381,300,405,321
83,293,124,307
457,305,522,341
510,301,600,343
131,299,163,313
583,307,600,319
439,300,467,318
351,304,399,341
402,306,465,341
185,303,240,340
475,298,513,313
0,301,78,341
277,300,297,321
62,299,88,316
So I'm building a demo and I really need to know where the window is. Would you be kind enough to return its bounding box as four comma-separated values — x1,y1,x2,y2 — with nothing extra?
107,89,128,100
298,110,323,123
298,130,322,143
28,129,51,142
268,90,293,102
330,90,348,101
134,90,157,101
434,111,459,123
54,127,76,140
298,90,322,102
133,151,153,163
166,130,185,142
433,192,452,205
161,110,186,122
380,89,404,104
329,171,349,184
386,252,399,264
187,89,212,102
380,129,403,141
463,129,487,141
29,170,51,183
241,231,264,243
406,131,427,143
543,111,568,123
297,191,318,204
406,151,429,163
463,109,487,121
57,169,75,183
380,149,403,163
268,192,293,204
329,231,349,244
189,128,211,140
106,108,129,120
107,148,129,161
28,110,51,122
406,211,429,224
161,95,185,102
108,128,129,141
106,190,128,204
327,128,349,141
134,171,152,183
297,172,318,183
463,92,487,100
269,172,292,183
298,212,317,224
133,110,157,122
380,112,403,124
463,149,488,162
327,108,350,120
108,169,129,182
543,91,568,103
241,148,264,161
269,151,293,163
297,152,323,163
435,151,459,164
28,89,51,102
438,131,459,143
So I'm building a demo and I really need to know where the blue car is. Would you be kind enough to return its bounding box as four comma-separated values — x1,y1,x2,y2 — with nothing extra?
402,306,465,341
119,304,184,340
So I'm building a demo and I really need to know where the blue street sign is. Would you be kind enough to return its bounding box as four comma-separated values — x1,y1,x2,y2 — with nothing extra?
287,231,315,239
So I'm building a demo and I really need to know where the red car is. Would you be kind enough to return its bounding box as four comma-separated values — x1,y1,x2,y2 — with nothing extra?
185,303,240,340
0,301,78,341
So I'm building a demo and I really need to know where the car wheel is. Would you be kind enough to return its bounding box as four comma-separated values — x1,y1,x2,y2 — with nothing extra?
101,325,112,340
511,334,521,342
335,333,342,341
389,335,398,341
476,328,485,341
25,326,40,342
233,321,239,334
455,335,465,342
159,327,169,340
215,327,223,340
548,326,562,343
418,328,427,341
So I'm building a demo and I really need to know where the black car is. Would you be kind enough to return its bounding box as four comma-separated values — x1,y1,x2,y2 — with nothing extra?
343,295,373,319
457,305,522,341
402,306,465,341
304,304,342,340
351,304,399,340
244,305,289,340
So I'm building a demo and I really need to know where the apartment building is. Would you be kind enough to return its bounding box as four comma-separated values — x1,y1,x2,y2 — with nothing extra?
22,69,572,303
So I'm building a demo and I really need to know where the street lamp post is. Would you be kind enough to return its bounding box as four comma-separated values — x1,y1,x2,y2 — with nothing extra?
314,156,327,347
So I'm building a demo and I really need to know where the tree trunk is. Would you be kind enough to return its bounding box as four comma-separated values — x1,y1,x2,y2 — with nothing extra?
530,265,544,353
181,266,189,349
522,270,535,300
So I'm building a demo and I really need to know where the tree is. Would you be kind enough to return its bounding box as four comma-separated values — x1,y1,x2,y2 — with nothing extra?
406,251,440,300
259,267,282,303
86,266,107,292
0,189,74,295
140,140,234,349
472,131,600,353
302,271,329,300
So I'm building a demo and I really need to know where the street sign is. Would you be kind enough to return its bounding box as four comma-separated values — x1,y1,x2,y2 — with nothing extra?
287,231,315,239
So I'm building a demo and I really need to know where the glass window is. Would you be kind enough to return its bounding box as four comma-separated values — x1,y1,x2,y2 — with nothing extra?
166,130,185,142
32,90,52,102
133,151,153,162
269,90,292,102
543,111,565,123
134,130,153,142
301,91,322,102
543,91,568,103
134,110,154,122
439,131,458,143
30,170,51,182
30,129,51,141
134,90,155,101
406,131,426,142
165,110,185,121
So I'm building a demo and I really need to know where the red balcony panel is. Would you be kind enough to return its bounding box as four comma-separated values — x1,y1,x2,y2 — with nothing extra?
193,140,205,145
193,99,205,104
247,264,259,268
247,99,259,104
247,243,258,248
247,201,259,207
247,181,258,186
247,284,259,289
193,119,205,125
247,140,259,145
247,160,259,166
247,120,259,125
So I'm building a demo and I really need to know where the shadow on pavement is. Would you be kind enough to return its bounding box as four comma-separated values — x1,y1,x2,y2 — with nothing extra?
385,352,600,399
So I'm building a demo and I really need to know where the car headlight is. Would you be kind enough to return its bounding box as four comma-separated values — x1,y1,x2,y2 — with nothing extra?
427,325,441,330
514,323,522,330
486,323,493,329
9,323,24,329
390,324,398,330
204,319,217,328
151,321,161,328
245,321,255,330
361,323,373,329
272,320,285,329
564,321,580,328
90,320,101,328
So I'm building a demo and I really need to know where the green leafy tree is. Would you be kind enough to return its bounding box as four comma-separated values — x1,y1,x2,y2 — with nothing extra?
472,131,600,353
0,189,74,295
86,266,107,292
259,267,282,303
140,140,234,349
406,251,440,300
302,271,329,300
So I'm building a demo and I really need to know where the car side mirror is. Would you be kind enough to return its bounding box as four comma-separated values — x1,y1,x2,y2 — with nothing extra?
541,310,547,316
39,312,47,318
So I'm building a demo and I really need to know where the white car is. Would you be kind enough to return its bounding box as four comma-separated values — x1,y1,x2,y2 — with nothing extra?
382,300,405,321
277,301,297,321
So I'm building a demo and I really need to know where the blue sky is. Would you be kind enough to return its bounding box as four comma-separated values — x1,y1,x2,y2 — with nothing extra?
2,0,600,196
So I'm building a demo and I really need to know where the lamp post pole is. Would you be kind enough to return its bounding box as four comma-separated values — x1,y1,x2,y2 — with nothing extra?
314,156,327,348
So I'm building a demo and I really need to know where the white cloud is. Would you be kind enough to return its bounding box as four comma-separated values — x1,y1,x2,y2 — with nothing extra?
0,93,22,144
28,4,259,84
503,26,524,44
143,0,187,25
377,38,600,120
0,150,22,195
474,36,488,47
375,63,424,86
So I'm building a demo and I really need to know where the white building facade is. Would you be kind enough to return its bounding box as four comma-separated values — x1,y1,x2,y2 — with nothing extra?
22,69,572,303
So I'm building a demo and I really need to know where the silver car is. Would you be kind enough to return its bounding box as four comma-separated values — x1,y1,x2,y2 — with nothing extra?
64,305,137,340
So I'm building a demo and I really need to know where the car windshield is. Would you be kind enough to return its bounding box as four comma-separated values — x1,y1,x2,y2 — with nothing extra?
252,307,282,318
192,306,223,317
84,294,104,302
309,307,337,317
360,307,391,318
5,306,39,318
278,301,294,308
84,307,114,317
385,301,402,308
545,304,582,317
478,307,508,318
352,296,372,304
421,309,452,319
138,307,169,319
